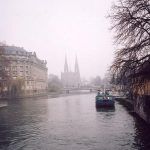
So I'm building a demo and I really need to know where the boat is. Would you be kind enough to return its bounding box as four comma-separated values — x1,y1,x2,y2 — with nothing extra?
95,93,115,108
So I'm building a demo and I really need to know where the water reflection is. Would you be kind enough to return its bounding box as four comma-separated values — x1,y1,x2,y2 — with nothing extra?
133,116,150,150
96,107,115,112
0,94,150,150
0,97,49,150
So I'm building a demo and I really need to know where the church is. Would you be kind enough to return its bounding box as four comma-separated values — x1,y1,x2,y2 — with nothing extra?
61,56,81,88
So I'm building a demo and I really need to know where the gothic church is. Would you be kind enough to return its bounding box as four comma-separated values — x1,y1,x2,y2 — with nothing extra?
61,56,81,88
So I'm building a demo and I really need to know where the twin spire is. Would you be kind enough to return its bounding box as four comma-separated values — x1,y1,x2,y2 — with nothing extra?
64,55,80,73
64,55,68,72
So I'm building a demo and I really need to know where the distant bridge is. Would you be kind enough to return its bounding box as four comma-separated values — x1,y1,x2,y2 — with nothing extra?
62,86,101,93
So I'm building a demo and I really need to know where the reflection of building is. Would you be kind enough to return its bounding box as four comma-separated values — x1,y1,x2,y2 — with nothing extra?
0,45,48,96
61,56,81,88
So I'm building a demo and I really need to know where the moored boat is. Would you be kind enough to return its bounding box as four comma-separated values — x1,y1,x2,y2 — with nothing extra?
95,94,115,108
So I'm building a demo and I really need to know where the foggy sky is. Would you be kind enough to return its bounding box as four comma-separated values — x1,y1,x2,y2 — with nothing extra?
0,0,115,80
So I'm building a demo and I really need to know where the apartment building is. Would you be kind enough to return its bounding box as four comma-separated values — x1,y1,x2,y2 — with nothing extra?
0,45,48,97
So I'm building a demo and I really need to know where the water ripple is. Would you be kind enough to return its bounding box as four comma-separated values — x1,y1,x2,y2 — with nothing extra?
0,94,150,150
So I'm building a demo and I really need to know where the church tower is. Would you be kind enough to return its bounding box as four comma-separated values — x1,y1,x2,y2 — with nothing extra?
74,56,81,87
75,56,79,73
64,55,68,72
61,55,81,88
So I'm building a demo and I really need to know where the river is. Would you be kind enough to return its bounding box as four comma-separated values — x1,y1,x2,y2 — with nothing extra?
0,93,150,150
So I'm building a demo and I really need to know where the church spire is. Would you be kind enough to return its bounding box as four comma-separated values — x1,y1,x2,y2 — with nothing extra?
64,55,68,72
75,55,80,73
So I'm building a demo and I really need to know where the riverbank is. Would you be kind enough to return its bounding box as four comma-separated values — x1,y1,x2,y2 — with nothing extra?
0,102,8,108
114,95,150,125
0,90,95,100
115,97,133,111
0,92,48,100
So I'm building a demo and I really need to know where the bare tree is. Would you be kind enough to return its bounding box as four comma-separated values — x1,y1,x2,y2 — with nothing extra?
109,0,150,96
48,74,63,92
9,78,25,96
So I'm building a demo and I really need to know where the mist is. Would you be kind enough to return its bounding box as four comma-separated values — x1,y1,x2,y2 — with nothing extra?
0,0,115,79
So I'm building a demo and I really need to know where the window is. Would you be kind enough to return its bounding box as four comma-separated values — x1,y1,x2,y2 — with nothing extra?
7,71,10,75
12,66,17,70
5,67,9,71
20,71,24,76
20,66,23,71
13,71,17,75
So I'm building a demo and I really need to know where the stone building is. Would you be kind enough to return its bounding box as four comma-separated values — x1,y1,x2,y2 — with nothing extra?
61,56,81,88
0,45,48,97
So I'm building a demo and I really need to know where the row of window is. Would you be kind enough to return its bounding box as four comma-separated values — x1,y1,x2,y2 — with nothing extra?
6,70,31,77
5,65,31,71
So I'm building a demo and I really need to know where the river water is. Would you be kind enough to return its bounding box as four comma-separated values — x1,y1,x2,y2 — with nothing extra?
0,93,150,150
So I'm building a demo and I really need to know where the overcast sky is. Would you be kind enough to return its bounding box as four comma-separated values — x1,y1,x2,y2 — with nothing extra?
0,0,116,80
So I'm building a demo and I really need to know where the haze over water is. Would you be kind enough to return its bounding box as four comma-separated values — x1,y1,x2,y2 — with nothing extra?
0,0,114,79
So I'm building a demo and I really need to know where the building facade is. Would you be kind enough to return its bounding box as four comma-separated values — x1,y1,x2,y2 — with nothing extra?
61,56,81,88
0,45,48,97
